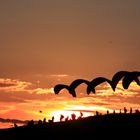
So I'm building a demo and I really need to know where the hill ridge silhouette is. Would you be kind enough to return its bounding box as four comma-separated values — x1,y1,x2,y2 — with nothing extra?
0,112,140,139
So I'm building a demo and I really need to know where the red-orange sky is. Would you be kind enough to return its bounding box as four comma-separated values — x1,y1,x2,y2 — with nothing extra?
0,0,140,128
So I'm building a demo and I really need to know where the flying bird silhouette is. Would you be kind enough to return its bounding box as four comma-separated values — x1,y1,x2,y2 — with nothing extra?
122,71,140,89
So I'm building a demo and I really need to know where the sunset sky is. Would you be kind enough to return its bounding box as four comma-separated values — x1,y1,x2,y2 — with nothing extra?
0,0,140,128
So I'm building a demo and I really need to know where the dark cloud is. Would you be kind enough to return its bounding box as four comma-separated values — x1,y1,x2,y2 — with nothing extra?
0,83,15,87
0,118,27,124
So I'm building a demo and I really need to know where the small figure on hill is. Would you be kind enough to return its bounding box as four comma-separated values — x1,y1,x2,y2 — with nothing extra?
107,110,109,115
27,120,34,127
78,111,83,120
130,107,132,114
113,110,116,114
43,118,47,125
65,116,69,121
96,111,99,116
71,113,76,120
52,116,54,122
60,114,64,122
135,109,139,114
80,111,83,117
48,116,55,123
119,109,122,114
124,107,127,114
38,119,43,125
14,123,18,128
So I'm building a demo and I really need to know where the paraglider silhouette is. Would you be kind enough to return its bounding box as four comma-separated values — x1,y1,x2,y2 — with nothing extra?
53,84,75,96
69,79,90,96
54,79,90,97
87,77,111,94
87,71,139,94
54,71,140,97
111,71,129,91
122,71,140,89
70,79,90,90
54,84,69,94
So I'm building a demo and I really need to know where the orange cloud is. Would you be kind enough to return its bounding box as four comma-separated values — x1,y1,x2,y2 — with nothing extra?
0,78,54,94
0,78,32,92
31,88,54,94
0,77,140,129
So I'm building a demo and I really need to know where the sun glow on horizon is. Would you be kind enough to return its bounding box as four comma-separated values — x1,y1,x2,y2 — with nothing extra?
51,110,93,122
50,105,114,122
0,77,139,129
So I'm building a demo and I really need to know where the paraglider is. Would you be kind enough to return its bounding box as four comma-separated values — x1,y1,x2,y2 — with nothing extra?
122,71,140,89
54,84,70,95
54,84,76,97
54,79,90,97
111,71,129,91
53,71,140,97
87,77,111,94
70,79,90,90
87,71,140,94
69,79,90,96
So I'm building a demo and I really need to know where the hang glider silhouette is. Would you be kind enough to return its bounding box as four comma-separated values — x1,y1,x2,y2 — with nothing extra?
54,71,140,97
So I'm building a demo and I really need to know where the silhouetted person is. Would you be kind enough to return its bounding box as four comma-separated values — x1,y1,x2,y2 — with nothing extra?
135,109,139,114
43,118,47,125
27,120,34,127
130,107,132,114
124,107,127,114
80,111,83,117
107,110,109,115
119,109,122,114
113,110,115,114
48,116,55,123
38,119,43,125
52,116,54,122
96,111,99,116
65,116,69,121
78,111,83,120
60,114,64,122
14,123,18,128
71,113,76,120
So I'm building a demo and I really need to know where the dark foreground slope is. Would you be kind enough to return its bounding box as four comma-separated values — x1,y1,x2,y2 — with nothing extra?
0,113,140,139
